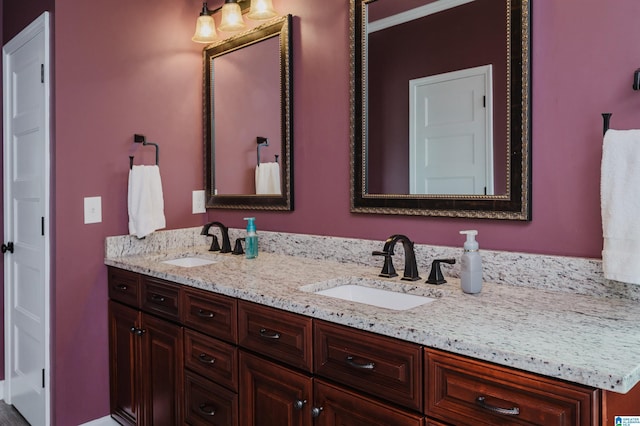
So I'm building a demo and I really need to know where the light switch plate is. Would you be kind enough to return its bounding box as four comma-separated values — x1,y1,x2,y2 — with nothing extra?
192,190,206,214
84,196,102,224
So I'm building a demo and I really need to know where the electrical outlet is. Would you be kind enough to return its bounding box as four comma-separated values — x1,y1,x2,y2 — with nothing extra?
84,196,102,224
192,190,206,214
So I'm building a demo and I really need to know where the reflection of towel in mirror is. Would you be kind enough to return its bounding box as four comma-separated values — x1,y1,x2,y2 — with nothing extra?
128,165,166,238
601,129,640,284
255,162,281,195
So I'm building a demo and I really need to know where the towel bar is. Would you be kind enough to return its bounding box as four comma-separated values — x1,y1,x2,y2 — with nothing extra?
602,113,612,136
130,133,159,169
256,136,268,165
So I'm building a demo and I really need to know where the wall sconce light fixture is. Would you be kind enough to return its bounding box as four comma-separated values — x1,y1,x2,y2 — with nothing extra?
192,0,278,43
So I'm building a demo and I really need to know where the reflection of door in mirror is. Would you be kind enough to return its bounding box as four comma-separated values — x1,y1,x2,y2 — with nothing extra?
366,0,507,196
214,36,281,195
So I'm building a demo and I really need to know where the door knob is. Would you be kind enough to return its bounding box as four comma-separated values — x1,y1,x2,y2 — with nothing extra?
1,242,14,253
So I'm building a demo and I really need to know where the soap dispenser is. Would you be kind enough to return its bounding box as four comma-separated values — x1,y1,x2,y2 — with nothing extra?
244,217,258,259
459,230,482,294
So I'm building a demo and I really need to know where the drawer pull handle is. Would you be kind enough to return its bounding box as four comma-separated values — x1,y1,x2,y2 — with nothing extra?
345,356,375,370
198,403,216,416
197,309,215,318
198,353,216,364
150,294,166,303
259,328,281,339
115,284,128,291
476,396,520,416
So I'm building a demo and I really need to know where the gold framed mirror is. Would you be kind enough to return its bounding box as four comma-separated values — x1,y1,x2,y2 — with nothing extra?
350,0,531,220
204,15,293,210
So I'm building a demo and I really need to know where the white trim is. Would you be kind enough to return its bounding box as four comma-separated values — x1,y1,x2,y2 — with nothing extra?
79,416,120,426
3,11,51,426
368,0,475,33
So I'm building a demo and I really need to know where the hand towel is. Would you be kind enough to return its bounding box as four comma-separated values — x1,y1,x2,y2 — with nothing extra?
128,165,166,239
255,162,281,195
601,129,640,284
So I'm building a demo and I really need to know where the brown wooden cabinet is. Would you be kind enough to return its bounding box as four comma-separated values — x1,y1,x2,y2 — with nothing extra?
425,349,598,426
108,267,640,426
108,268,184,426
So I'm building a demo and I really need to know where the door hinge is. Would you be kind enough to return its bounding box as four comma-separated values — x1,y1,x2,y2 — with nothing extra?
483,95,486,108
41,64,44,83
42,368,45,388
41,217,45,236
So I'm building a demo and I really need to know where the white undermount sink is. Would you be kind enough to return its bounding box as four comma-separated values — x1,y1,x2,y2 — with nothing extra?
306,278,438,311
161,256,218,268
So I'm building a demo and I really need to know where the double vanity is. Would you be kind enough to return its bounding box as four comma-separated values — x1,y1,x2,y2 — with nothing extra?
105,227,640,426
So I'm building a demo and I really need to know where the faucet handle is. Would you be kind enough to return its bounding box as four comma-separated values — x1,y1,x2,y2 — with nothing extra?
232,238,245,255
372,251,398,278
208,235,221,252
426,258,456,285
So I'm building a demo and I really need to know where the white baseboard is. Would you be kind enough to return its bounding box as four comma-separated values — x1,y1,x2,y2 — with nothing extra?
79,415,119,426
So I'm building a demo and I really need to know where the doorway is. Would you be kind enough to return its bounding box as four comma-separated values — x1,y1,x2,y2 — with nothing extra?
409,65,494,195
3,11,51,426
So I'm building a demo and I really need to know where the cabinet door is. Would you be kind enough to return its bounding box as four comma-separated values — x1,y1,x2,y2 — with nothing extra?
239,351,312,426
314,380,423,426
109,301,141,426
139,313,184,426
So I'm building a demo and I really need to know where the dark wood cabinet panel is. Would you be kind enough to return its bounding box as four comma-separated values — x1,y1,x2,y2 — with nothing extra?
108,267,141,308
426,349,598,426
184,370,238,426
238,301,313,372
239,351,313,426
182,286,237,344
109,301,141,426
314,380,424,426
314,320,423,411
140,313,184,426
141,276,182,322
184,328,238,392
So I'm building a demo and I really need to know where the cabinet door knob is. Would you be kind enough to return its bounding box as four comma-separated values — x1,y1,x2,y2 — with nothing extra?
115,284,128,291
476,396,520,416
129,327,146,336
198,403,216,416
345,355,375,370
311,407,323,418
259,328,281,340
293,399,307,410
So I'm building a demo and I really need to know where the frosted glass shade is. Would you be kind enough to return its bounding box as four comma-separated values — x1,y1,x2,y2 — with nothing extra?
218,2,246,32
247,0,278,20
192,14,217,43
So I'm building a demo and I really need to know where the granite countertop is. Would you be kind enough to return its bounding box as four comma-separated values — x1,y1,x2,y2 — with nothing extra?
105,247,640,394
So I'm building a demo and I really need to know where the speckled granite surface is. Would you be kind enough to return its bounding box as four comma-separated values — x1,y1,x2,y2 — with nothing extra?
105,227,640,393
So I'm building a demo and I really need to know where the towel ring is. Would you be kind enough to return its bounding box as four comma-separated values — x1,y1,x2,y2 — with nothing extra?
130,133,159,169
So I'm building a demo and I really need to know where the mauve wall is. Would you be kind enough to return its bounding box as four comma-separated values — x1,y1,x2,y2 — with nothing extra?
4,0,640,424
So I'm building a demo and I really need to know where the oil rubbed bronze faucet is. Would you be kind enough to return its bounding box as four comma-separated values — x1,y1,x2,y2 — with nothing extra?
201,221,232,253
373,234,421,281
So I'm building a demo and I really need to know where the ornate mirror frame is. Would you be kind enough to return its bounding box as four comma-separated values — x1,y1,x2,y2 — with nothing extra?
204,15,293,210
350,0,531,220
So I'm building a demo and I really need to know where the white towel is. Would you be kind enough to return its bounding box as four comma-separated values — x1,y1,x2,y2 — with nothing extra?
128,165,166,238
601,129,640,284
255,162,281,195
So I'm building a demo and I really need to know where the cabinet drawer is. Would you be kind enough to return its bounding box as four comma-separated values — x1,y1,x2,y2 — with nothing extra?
425,349,598,426
315,379,424,426
184,371,238,426
141,276,181,321
108,267,140,307
182,287,237,344
184,329,238,392
238,301,313,372
314,320,423,412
